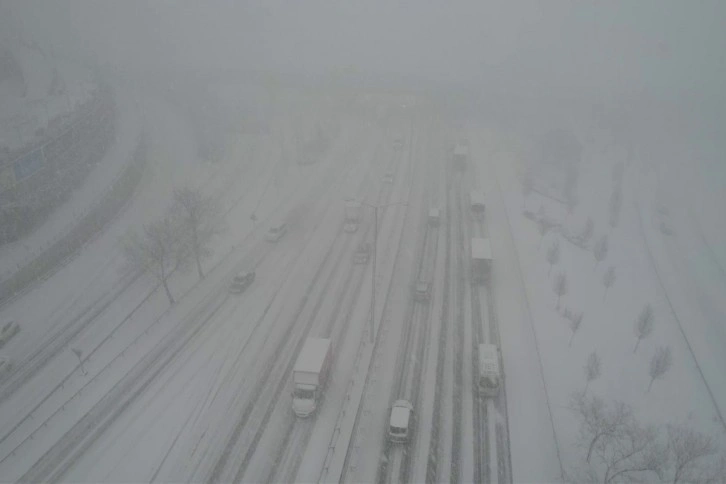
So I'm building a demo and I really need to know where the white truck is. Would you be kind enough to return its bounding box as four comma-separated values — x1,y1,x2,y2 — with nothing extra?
478,343,501,397
292,337,332,417
344,200,362,233
471,237,493,285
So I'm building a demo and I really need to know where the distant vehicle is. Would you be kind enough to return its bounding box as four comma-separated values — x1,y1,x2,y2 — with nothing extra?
0,356,11,376
388,399,414,443
428,208,440,226
469,190,486,217
478,343,501,397
0,321,19,349
414,280,431,301
354,242,371,264
229,271,255,294
292,338,332,418
344,200,362,233
453,142,469,170
471,238,493,285
265,221,288,242
383,172,394,184
392,136,404,150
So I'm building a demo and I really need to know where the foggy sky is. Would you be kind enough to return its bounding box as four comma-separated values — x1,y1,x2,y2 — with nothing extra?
4,1,726,101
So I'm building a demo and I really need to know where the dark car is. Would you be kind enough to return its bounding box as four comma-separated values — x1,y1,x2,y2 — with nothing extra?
229,271,255,294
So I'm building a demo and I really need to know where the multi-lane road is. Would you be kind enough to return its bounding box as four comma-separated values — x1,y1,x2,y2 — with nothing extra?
0,93,515,483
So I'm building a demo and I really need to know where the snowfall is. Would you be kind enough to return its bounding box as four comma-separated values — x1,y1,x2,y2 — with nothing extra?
0,46,724,484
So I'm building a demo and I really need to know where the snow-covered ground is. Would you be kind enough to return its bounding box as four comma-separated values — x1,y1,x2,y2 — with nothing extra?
469,116,726,481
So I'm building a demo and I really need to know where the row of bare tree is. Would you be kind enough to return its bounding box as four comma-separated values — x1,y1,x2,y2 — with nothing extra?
121,187,223,305
570,391,725,483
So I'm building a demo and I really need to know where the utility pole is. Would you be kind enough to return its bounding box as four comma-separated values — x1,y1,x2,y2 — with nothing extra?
347,198,407,344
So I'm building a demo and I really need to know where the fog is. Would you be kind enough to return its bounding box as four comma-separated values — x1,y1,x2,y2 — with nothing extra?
5,1,726,96
2,2,726,482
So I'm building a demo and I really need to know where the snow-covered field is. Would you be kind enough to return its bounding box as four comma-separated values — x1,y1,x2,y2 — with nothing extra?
469,116,726,481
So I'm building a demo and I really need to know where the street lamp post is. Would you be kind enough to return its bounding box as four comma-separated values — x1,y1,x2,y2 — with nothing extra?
348,198,407,343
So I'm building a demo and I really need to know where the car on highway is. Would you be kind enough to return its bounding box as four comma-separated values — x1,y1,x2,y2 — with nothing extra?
388,399,414,443
0,321,19,349
354,242,371,264
428,208,440,226
229,271,255,294
414,280,431,301
265,221,288,242
382,172,394,184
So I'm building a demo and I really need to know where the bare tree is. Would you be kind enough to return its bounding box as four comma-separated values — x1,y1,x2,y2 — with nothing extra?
172,186,223,280
599,422,661,483
602,266,616,300
571,393,725,483
566,191,579,220
122,215,189,305
661,424,718,483
565,311,583,346
581,217,595,245
571,392,633,464
584,351,601,393
593,234,609,270
633,304,654,353
553,272,568,309
538,217,551,249
521,170,534,209
546,239,560,275
609,188,622,229
648,346,672,393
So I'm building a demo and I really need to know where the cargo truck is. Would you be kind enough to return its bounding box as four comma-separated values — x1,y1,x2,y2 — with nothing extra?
471,237,492,285
292,338,332,417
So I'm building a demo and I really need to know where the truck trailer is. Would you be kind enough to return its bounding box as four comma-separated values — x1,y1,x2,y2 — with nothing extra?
471,237,492,285
292,338,332,417
344,200,362,233
453,142,469,170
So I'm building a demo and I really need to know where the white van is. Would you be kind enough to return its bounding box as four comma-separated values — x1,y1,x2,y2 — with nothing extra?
265,221,288,242
428,208,440,226
478,344,501,397
388,400,414,443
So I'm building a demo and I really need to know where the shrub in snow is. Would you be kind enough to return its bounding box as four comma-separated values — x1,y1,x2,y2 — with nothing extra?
593,235,609,270
584,351,601,393
648,346,672,393
546,240,560,275
633,304,654,354
521,170,534,208
602,266,616,300
581,217,595,245
553,272,568,310
609,188,622,229
568,311,584,347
